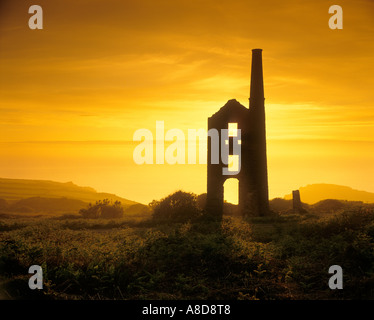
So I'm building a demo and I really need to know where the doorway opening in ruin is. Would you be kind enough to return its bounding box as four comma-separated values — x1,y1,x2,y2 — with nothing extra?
224,178,239,205
223,178,239,216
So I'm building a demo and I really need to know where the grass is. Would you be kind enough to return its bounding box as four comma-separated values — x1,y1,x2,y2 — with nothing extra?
0,208,373,300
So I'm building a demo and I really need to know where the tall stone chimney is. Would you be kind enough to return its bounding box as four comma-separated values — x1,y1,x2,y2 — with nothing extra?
250,49,265,110
249,48,269,214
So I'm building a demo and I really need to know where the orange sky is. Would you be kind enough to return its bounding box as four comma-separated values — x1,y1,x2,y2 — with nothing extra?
0,0,373,204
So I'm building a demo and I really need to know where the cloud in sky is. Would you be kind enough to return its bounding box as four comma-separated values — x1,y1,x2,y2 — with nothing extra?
0,0,373,202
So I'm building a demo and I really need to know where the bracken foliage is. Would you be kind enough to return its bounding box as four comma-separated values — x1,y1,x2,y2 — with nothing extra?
0,197,373,300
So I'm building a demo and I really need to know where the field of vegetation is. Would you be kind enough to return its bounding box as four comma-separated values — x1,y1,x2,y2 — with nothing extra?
0,192,373,300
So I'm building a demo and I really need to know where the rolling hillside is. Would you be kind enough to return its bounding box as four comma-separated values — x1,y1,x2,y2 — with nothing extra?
284,184,374,204
0,178,138,206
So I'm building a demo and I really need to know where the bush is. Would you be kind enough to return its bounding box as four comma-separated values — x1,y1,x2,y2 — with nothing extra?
312,199,345,213
269,198,292,213
79,199,124,219
150,191,202,223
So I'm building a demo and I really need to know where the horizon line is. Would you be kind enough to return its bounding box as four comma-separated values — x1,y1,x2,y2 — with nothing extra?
1,138,374,144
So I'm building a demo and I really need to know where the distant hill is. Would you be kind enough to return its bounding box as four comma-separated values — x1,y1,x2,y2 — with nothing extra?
284,184,374,204
0,178,138,207
4,197,87,213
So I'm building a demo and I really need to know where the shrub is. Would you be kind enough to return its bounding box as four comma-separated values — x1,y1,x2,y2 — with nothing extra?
150,191,202,223
269,198,292,213
79,199,124,219
312,199,345,213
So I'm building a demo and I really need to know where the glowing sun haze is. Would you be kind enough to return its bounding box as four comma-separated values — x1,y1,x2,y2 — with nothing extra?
1,0,373,204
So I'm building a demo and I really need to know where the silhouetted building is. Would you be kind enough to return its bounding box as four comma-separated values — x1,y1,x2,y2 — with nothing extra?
292,189,308,214
292,190,302,211
206,49,269,218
